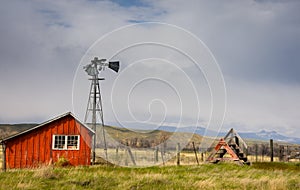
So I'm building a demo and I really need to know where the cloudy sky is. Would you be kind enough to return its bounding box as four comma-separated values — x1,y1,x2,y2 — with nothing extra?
0,0,300,136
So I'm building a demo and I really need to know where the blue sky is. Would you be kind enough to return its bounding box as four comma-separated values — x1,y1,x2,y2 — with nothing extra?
0,0,300,136
110,0,149,7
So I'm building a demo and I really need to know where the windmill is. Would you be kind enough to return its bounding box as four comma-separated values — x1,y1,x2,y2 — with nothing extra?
83,57,120,165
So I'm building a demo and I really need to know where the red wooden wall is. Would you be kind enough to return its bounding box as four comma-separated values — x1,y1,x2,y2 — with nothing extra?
4,114,92,168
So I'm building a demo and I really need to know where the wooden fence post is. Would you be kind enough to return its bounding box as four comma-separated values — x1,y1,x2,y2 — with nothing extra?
154,147,158,163
270,139,274,162
124,148,128,166
192,142,199,165
160,148,165,165
127,147,136,166
255,144,258,162
279,145,284,162
261,144,265,162
176,143,180,166
287,145,289,162
115,147,119,163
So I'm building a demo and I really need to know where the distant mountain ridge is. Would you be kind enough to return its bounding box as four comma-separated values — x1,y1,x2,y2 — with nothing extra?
158,126,300,145
108,122,300,145
237,130,300,144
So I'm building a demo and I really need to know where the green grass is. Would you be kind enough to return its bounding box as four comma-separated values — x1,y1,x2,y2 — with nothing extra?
0,162,300,189
252,162,300,170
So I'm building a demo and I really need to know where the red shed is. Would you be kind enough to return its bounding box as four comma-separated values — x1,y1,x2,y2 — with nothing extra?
0,112,94,169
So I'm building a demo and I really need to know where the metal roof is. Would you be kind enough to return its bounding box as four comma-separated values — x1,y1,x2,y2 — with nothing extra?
0,112,95,143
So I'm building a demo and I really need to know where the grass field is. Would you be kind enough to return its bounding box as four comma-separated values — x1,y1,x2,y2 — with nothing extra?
1,147,299,189
0,162,300,189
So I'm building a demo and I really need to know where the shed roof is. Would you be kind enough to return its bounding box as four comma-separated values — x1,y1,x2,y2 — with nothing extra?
0,112,94,143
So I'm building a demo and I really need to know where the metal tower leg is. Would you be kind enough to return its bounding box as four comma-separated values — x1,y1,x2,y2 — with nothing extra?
97,83,108,160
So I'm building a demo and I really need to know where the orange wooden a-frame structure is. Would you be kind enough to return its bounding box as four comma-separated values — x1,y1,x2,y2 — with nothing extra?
206,128,250,165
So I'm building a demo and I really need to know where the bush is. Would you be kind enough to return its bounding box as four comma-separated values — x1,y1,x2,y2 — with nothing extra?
55,157,70,167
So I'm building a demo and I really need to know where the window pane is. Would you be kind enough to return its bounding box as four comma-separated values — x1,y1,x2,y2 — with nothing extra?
67,136,79,150
54,135,65,149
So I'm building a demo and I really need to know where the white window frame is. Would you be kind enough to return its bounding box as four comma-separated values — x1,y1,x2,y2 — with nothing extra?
52,135,80,150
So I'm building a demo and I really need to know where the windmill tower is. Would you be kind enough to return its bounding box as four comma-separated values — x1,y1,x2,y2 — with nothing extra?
83,57,120,165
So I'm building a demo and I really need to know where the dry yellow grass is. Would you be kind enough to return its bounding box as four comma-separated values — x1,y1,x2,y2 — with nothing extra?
1,162,299,189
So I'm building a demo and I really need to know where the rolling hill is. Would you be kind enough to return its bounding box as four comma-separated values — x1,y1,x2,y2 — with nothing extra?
0,123,38,139
1,122,299,146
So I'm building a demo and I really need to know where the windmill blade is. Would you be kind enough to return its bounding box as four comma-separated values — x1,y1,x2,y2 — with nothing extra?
84,64,99,76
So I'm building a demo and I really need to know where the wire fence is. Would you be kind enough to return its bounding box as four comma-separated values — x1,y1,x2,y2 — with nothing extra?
1,140,300,170
246,142,300,162
93,140,300,167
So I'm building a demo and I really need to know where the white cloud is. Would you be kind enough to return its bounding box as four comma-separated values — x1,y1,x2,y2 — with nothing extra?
149,0,300,135
0,0,160,122
0,0,299,137
225,77,300,135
